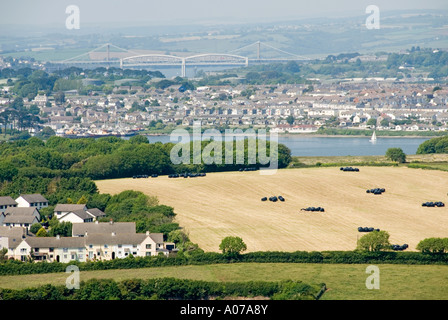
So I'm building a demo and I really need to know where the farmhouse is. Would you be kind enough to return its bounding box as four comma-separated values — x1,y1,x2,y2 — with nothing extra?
15,194,49,210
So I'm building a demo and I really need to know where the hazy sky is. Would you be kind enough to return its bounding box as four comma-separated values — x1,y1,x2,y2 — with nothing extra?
1,0,447,27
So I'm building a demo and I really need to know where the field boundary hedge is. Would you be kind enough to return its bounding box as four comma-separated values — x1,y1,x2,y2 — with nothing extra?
1,250,447,276
0,277,324,300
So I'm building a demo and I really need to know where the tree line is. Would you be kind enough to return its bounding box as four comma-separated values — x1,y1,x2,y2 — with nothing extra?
416,135,448,154
0,135,291,182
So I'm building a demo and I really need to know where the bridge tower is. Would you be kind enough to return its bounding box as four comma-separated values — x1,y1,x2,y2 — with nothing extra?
181,58,186,77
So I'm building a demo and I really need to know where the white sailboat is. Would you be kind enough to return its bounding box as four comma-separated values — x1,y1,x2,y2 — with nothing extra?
369,130,377,143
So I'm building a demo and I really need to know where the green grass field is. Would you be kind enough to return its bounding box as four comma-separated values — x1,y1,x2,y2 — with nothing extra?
0,263,446,300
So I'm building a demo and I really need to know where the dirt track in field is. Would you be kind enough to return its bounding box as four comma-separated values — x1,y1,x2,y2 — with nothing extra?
95,167,448,252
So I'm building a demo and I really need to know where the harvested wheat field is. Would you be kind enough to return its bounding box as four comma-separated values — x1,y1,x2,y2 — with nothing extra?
95,167,448,253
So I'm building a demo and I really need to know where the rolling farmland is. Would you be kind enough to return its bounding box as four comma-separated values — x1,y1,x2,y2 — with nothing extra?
95,167,448,253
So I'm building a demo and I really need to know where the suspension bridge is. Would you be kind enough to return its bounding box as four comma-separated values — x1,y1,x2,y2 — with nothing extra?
49,42,311,77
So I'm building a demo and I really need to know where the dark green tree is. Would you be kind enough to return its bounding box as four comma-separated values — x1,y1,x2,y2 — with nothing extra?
385,148,406,163
286,115,295,125
357,230,391,252
219,236,247,257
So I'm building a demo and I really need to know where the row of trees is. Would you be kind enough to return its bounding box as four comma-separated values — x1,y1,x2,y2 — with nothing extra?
0,97,42,135
222,233,448,255
356,230,448,254
0,135,292,182
0,67,166,99
387,48,448,79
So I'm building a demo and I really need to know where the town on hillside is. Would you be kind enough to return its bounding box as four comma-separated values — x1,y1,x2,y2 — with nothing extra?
1,53,448,139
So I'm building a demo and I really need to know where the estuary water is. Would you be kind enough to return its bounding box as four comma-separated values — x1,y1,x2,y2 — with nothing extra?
144,134,429,157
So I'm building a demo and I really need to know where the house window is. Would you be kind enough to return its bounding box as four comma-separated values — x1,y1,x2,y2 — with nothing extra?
146,252,151,256
146,244,151,249
104,244,108,248
63,248,68,253
20,248,27,253
118,244,122,248
89,244,93,248
34,248,39,252
71,254,76,260
49,248,54,252
21,255,27,262
132,252,137,255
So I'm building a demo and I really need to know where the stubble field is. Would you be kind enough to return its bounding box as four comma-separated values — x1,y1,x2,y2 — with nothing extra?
95,167,448,253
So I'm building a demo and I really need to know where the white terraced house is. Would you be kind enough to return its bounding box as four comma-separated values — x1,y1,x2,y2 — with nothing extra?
84,231,167,260
14,236,86,262
9,231,176,263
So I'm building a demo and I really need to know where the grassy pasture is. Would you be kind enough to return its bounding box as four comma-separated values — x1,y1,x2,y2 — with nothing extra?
0,263,446,300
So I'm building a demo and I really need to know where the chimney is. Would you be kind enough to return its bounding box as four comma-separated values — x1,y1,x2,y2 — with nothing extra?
146,231,149,236
95,220,99,224
109,219,113,225
56,235,60,239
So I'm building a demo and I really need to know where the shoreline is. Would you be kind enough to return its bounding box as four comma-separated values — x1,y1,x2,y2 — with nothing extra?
277,133,434,139
144,132,437,139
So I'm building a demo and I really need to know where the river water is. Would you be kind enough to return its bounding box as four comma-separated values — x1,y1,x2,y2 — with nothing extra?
143,134,429,157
